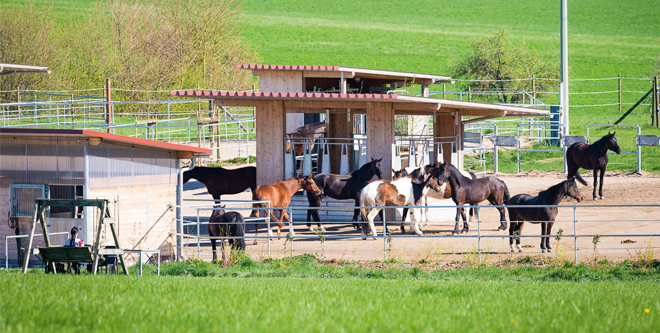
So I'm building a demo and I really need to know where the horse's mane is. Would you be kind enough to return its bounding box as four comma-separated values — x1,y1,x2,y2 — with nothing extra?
537,180,567,203
351,160,378,177
445,164,469,187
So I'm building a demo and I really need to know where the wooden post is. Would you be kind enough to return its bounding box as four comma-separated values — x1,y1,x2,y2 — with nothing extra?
618,74,622,113
468,86,472,102
106,78,112,133
328,110,353,174
366,103,394,180
434,114,456,167
442,84,446,99
255,101,285,185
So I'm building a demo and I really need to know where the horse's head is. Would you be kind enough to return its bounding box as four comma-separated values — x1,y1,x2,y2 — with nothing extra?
300,174,322,197
210,205,226,221
392,168,408,181
370,157,383,179
431,162,450,183
605,131,621,154
183,170,192,183
566,178,583,202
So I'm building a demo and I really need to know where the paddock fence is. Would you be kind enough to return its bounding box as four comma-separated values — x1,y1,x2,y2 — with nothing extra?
175,199,660,264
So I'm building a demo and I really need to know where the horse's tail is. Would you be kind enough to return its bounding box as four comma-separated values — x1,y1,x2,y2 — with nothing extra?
502,181,510,205
573,170,588,186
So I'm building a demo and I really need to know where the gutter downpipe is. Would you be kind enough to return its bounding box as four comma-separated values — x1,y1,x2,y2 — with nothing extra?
176,156,196,261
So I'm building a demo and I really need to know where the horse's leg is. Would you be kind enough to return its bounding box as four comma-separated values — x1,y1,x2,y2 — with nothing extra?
252,208,260,245
306,191,322,231
592,169,599,201
452,206,462,235
460,208,469,233
516,223,525,252
599,167,606,200
352,201,361,229
546,221,554,252
220,238,227,262
540,222,547,253
401,207,408,233
282,210,295,237
509,221,517,253
497,206,507,231
211,239,217,262
423,196,429,227
366,209,380,239
411,208,423,236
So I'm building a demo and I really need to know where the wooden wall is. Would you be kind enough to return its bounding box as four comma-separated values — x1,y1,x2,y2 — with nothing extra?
366,102,394,180
258,71,304,133
255,101,286,185
433,113,463,169
327,111,353,174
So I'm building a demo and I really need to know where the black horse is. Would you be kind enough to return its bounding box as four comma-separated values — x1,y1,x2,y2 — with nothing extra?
208,206,246,262
306,158,383,231
433,163,510,235
566,132,621,201
507,179,583,253
183,166,257,202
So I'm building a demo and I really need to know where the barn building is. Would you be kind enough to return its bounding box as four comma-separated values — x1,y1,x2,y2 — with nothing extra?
0,128,209,267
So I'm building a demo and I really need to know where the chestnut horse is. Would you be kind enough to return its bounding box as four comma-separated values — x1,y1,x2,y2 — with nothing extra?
252,175,322,244
507,178,583,253
566,132,621,200
208,206,246,262
433,163,510,235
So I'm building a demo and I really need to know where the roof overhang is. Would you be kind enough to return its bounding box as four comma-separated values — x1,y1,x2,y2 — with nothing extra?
236,64,452,85
0,129,211,159
0,63,50,76
170,90,549,118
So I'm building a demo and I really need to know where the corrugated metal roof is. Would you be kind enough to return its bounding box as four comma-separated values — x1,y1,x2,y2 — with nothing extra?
0,129,211,155
172,90,398,100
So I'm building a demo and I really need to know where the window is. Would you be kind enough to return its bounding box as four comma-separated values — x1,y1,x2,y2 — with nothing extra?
9,184,48,218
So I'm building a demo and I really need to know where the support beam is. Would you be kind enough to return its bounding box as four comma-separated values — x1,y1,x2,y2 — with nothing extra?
255,101,286,185
434,113,462,168
366,102,394,180
462,112,507,124
328,110,353,174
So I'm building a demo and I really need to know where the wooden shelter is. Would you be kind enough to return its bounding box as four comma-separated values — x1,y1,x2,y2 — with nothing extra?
172,65,549,185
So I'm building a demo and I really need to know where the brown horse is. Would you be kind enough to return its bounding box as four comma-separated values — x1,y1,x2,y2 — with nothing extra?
252,175,322,244
433,163,510,235
507,179,583,253
208,206,246,262
566,132,621,200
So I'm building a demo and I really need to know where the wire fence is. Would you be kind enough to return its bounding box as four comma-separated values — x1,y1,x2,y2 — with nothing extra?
176,199,660,264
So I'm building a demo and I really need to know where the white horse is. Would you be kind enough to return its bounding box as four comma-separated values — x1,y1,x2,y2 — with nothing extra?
359,177,425,238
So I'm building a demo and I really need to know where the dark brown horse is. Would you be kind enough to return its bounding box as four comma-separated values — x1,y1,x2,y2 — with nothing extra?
253,175,322,244
507,179,583,253
183,166,256,202
566,132,621,200
305,158,383,231
434,163,510,235
208,206,246,262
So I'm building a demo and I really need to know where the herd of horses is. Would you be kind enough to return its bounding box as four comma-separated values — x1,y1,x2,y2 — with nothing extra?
185,133,621,260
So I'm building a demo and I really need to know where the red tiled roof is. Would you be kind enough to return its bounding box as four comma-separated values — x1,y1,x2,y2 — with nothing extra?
236,64,340,71
171,90,398,99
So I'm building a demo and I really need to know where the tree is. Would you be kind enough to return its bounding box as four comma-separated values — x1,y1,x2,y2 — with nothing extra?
451,29,559,103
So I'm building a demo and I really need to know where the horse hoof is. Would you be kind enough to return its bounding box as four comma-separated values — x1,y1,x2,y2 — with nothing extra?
308,226,315,232
518,248,523,253
593,197,598,201
452,231,459,236
321,226,327,232
461,229,469,234
541,249,546,253
547,249,552,253
600,196,605,200
497,225,507,231
252,240,258,245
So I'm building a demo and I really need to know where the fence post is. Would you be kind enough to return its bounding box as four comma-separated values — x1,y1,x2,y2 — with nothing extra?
532,75,536,104
197,209,201,259
573,205,578,264
654,76,659,127
106,78,112,133
618,74,622,113
477,205,481,264
383,207,387,262
493,125,499,174
637,125,642,172
289,207,293,258
468,86,472,102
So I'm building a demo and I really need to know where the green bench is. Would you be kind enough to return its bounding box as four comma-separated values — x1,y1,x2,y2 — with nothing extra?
35,246,122,274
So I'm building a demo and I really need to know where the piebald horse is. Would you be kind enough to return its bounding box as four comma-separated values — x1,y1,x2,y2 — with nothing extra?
252,175,322,244
359,176,430,238
507,179,583,253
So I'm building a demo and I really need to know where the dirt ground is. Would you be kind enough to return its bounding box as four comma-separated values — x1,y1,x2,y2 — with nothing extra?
183,167,660,263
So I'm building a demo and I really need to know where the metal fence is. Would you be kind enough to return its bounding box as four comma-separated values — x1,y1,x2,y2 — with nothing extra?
176,199,660,264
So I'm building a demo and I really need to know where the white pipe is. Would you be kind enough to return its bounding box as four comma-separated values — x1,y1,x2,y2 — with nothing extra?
176,156,196,261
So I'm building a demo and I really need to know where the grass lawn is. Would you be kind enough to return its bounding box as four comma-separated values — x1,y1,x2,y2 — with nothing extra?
2,257,659,332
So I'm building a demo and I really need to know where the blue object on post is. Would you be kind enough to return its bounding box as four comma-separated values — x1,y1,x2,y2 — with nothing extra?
548,106,561,146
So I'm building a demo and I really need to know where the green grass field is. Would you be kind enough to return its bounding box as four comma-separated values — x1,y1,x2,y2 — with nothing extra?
2,257,659,332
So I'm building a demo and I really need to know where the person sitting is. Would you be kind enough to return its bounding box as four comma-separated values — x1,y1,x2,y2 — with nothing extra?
64,226,84,273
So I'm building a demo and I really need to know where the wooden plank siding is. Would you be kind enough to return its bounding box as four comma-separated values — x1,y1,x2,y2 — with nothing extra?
366,102,394,180
255,101,286,185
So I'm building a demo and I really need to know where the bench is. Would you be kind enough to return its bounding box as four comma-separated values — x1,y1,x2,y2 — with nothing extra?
36,246,122,274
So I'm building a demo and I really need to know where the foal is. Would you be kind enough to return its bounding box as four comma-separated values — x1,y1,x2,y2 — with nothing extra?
507,178,583,252
252,175,322,244
208,206,246,262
